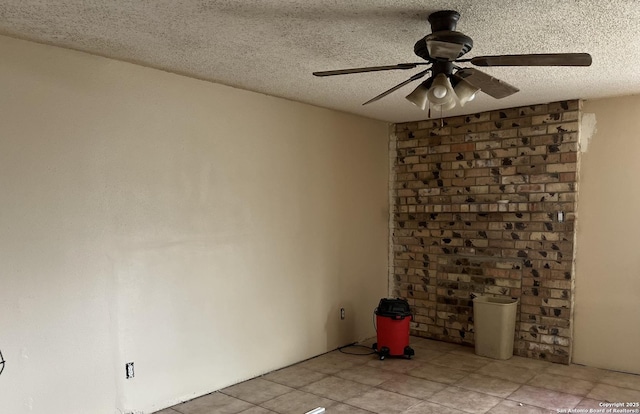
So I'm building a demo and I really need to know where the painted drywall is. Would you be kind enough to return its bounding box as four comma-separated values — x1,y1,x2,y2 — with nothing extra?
0,35,389,414
573,95,640,375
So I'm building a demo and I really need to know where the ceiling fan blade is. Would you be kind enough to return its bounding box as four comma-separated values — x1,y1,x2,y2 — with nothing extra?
469,53,592,67
456,68,519,99
363,68,431,105
313,63,427,77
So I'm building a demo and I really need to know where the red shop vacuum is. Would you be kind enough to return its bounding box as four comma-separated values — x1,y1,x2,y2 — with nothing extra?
372,298,415,360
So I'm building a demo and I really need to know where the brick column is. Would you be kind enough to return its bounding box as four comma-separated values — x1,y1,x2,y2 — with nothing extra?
391,100,580,364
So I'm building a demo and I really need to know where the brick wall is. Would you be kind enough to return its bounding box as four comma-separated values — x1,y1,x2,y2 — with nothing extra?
390,100,580,364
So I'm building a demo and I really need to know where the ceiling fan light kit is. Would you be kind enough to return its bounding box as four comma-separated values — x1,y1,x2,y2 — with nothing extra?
313,10,592,116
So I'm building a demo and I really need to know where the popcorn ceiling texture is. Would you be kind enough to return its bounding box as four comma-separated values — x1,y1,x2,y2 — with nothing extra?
390,100,580,363
0,1,639,122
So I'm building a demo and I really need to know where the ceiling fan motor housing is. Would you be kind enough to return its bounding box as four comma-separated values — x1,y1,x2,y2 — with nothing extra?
415,10,473,61
414,32,473,60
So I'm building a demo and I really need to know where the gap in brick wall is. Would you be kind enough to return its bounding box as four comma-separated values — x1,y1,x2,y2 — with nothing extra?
390,100,580,364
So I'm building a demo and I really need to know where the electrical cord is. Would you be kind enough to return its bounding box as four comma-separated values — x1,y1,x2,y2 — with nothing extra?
337,343,376,356
337,307,380,356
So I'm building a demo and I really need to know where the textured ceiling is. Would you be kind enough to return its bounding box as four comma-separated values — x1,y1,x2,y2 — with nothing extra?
1,1,640,123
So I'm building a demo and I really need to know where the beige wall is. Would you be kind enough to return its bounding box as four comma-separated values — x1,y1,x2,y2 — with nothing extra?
573,95,640,374
0,36,389,414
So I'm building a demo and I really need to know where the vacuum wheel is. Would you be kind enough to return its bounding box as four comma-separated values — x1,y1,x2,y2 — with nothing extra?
379,346,390,360
404,346,415,359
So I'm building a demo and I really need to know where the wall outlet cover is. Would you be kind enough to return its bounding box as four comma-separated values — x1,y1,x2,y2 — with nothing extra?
126,362,134,379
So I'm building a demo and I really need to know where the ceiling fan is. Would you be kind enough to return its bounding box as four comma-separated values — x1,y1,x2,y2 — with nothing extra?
313,10,592,112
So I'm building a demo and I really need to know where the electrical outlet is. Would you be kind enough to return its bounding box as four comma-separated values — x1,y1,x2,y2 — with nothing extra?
126,362,134,379
340,308,345,320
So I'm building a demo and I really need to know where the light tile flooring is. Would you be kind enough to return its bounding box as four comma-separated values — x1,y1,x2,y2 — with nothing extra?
155,336,640,414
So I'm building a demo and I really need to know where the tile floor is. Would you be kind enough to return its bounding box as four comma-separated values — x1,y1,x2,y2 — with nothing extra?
155,336,640,414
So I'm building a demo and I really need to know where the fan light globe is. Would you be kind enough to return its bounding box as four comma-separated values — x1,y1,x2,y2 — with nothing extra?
431,85,447,99
453,78,481,107
405,81,430,110
427,73,455,107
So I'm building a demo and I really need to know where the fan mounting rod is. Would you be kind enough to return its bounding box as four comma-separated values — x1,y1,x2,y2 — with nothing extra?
432,61,454,77
428,10,460,31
